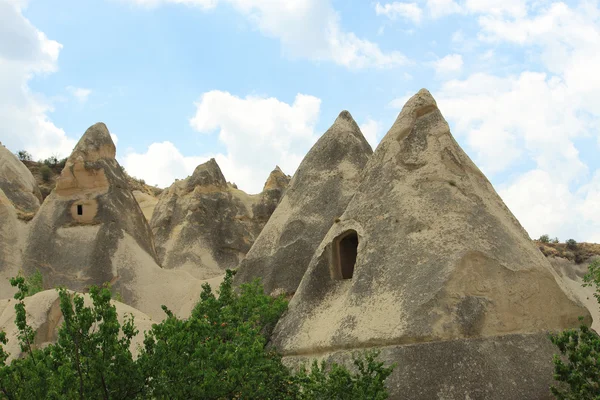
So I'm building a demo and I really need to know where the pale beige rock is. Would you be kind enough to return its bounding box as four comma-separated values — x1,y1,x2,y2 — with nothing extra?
234,111,372,296
549,256,600,332
133,190,158,222
150,160,289,280
20,123,211,319
0,143,42,216
0,189,22,298
271,89,590,400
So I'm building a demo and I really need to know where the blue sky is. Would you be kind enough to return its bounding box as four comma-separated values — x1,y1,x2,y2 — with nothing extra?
2,0,600,241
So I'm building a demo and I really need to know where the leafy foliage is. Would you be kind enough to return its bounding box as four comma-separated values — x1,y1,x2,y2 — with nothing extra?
25,270,44,296
539,234,551,243
566,239,578,251
550,258,600,398
0,270,394,399
16,150,32,162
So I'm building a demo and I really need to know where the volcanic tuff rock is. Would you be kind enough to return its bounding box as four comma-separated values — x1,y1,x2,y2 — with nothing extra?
270,90,590,399
0,189,23,298
20,123,205,319
0,143,42,217
234,111,373,296
150,160,289,280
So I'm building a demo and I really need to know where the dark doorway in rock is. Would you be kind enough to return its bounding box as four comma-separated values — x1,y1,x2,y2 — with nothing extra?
333,230,358,280
77,204,83,216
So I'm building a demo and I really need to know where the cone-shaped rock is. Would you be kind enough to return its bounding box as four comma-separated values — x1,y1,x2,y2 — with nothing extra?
252,166,290,223
150,159,289,279
0,143,42,217
22,123,159,300
234,111,373,296
271,90,590,399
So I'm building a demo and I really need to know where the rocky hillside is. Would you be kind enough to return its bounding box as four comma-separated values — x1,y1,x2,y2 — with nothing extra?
536,240,600,264
21,158,162,201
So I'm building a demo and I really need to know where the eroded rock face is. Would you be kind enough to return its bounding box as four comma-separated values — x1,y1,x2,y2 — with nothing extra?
234,111,373,296
21,123,164,311
0,189,22,298
271,90,589,400
150,160,289,280
0,143,42,217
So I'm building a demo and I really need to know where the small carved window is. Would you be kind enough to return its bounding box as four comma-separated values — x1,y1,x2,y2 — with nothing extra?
332,230,358,280
77,204,83,216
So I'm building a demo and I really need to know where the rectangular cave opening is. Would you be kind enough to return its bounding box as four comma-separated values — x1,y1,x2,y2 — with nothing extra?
335,230,358,280
77,204,83,216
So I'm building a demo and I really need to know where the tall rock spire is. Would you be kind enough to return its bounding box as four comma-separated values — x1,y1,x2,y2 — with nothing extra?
234,110,373,296
270,89,590,399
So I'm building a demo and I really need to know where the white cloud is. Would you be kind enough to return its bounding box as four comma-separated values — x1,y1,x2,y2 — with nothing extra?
126,0,408,69
0,0,75,160
498,169,600,243
67,86,92,103
122,141,207,188
375,2,423,24
124,91,322,193
426,0,462,18
359,118,382,149
190,91,320,193
432,53,463,74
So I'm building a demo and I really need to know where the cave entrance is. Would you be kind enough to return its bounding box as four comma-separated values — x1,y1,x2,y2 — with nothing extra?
333,230,358,280
77,204,83,216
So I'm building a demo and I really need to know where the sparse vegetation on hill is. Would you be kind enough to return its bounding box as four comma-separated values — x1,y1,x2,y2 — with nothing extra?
536,239,600,264
0,270,394,399
18,154,163,200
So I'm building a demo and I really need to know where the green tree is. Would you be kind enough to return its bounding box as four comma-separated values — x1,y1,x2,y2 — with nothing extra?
1,271,394,399
40,165,52,182
566,239,578,251
549,259,600,399
16,150,32,162
539,234,551,243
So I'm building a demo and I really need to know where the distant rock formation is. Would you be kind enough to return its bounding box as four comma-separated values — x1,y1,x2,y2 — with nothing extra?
0,189,23,298
133,190,159,221
270,90,590,399
234,111,372,296
21,123,206,319
150,160,289,280
0,143,42,218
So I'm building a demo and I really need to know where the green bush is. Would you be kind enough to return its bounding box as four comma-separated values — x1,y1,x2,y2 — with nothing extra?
25,270,43,296
539,234,551,243
566,239,578,251
39,165,52,182
0,270,394,399
550,259,600,398
16,150,32,162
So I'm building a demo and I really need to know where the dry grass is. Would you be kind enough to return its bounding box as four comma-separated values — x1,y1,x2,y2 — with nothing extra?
535,241,600,264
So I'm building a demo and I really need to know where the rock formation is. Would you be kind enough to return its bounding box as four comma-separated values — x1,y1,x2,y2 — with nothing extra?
0,189,23,298
234,111,372,296
133,190,159,221
0,143,42,218
20,123,205,319
150,160,289,280
270,90,590,399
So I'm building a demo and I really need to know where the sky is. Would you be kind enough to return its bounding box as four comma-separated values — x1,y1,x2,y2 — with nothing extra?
1,0,600,242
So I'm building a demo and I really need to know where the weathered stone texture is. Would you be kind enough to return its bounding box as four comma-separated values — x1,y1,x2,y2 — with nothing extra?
234,111,373,296
150,160,289,279
271,89,590,399
0,143,42,216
